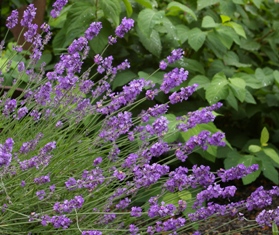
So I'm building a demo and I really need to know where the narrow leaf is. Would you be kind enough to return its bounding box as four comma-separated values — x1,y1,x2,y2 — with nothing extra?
122,0,133,16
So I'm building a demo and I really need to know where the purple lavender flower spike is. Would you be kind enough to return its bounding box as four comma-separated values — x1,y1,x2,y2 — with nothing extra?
34,174,50,185
6,10,18,29
129,224,139,235
160,68,189,94
0,138,14,167
82,231,103,235
217,163,259,182
85,22,102,40
50,215,72,229
3,99,17,116
130,207,142,217
21,4,37,27
51,0,68,18
115,17,134,38
36,190,46,200
169,84,198,104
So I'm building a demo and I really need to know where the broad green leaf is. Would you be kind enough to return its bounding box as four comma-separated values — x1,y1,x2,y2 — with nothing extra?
252,0,263,8
262,160,279,185
216,26,240,45
224,151,242,169
206,31,227,58
263,148,279,165
260,127,269,146
205,72,229,104
122,0,133,16
167,1,197,20
188,28,207,51
197,0,219,10
273,70,279,86
223,51,251,68
255,68,274,87
134,0,153,8
225,22,246,38
202,16,219,28
248,145,261,153
244,90,256,104
238,155,261,185
226,88,238,111
52,26,67,54
138,71,165,85
220,15,231,23
188,75,210,90
100,0,121,26
182,58,205,74
163,114,180,143
215,27,234,49
66,1,95,35
112,70,137,90
176,25,190,44
219,0,237,18
154,14,177,40
228,77,246,102
239,38,260,51
219,0,236,17
232,0,244,3
162,192,180,207
137,9,163,57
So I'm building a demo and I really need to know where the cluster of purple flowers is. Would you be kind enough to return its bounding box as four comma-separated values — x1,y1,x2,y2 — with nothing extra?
0,138,14,167
53,195,84,214
65,168,105,191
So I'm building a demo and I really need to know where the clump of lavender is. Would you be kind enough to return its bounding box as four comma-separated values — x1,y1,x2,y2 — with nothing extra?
0,1,277,234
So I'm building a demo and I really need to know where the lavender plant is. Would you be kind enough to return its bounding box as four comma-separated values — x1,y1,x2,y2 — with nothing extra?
0,1,278,234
